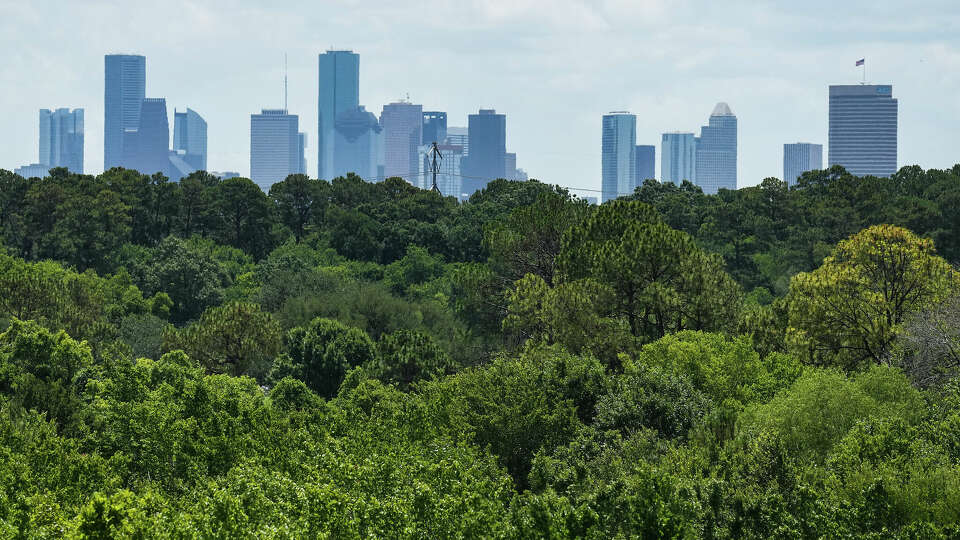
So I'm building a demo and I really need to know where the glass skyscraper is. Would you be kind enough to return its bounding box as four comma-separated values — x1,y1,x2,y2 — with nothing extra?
694,102,737,194
661,132,697,185
318,50,360,180
601,112,636,203
783,142,823,185
39,108,84,174
250,109,300,191
173,108,207,171
828,85,898,177
422,111,447,146
104,54,145,170
635,145,655,185
381,101,423,183
462,109,506,196
132,98,170,176
333,106,382,181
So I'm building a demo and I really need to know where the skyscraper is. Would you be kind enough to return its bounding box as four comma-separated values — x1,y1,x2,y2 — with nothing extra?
173,108,207,171
661,132,697,185
422,111,447,145
505,152,518,181
381,101,423,183
461,109,506,195
601,112,637,203
250,109,300,191
783,142,823,185
104,54,145,170
635,144,655,185
318,50,360,180
132,98,170,176
39,108,84,174
445,126,468,154
828,85,898,177
333,106,382,181
298,133,308,175
694,102,737,194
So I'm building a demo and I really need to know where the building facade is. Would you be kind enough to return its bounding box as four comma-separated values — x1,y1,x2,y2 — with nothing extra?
635,144,655,185
250,109,300,191
14,163,50,178
422,111,447,146
132,98,170,176
828,84,898,177
333,106,382,181
318,50,360,180
173,108,207,171
39,108,84,174
418,143,464,197
104,54,145,170
694,102,737,194
381,101,423,183
461,109,506,196
601,112,637,203
444,126,468,154
661,132,697,185
783,142,823,185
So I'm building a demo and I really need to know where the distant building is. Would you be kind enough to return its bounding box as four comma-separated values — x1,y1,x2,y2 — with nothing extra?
104,54,145,170
250,109,300,191
422,111,447,145
695,102,737,194
381,101,423,183
318,50,360,180
298,132,307,175
333,105,382,181
601,112,637,202
635,144,655,185
39,108,84,174
505,152,517,181
132,98,171,176
14,163,49,178
828,84,898,177
212,171,240,180
661,132,697,185
783,142,823,185
515,168,529,181
444,126,468,154
462,109,506,195
173,108,207,171
418,143,464,197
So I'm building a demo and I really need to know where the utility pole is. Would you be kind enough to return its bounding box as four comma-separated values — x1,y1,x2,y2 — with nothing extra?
428,142,442,194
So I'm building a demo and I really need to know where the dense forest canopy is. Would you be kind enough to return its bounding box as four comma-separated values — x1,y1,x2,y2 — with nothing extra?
2,163,960,537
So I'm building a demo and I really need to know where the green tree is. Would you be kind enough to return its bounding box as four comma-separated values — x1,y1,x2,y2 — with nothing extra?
212,177,276,259
787,225,959,369
270,173,324,243
369,329,455,390
273,317,376,397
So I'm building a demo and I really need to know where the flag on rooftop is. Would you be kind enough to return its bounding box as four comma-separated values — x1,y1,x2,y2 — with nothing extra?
856,58,865,66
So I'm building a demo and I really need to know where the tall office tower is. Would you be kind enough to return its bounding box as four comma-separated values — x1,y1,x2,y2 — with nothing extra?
381,101,423,183
661,132,697,184
444,126,468,154
173,108,207,171
104,54,146,170
505,152,517,181
828,85,898,177
635,144,655,185
600,112,636,203
462,109,506,195
418,143,464,196
250,109,300,191
783,142,823,185
333,106,382,181
298,133,307,174
318,50,360,180
133,98,170,175
694,102,737,194
422,111,447,145
39,108,84,173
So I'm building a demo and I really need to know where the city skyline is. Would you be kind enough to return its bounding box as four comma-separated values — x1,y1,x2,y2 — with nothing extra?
2,1,958,195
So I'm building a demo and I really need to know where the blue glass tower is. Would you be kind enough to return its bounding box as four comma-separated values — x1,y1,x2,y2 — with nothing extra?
173,108,207,171
635,144,655,185
333,106,382,181
104,54,145,170
251,109,300,191
828,85,897,177
318,50,360,180
39,108,84,174
422,111,447,145
661,132,697,185
132,98,170,176
461,109,506,196
601,112,636,202
783,142,823,185
694,102,737,194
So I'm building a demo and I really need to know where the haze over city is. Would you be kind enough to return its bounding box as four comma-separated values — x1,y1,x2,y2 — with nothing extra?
1,0,958,194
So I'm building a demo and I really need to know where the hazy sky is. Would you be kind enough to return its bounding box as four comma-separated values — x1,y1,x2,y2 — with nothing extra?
2,0,958,195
